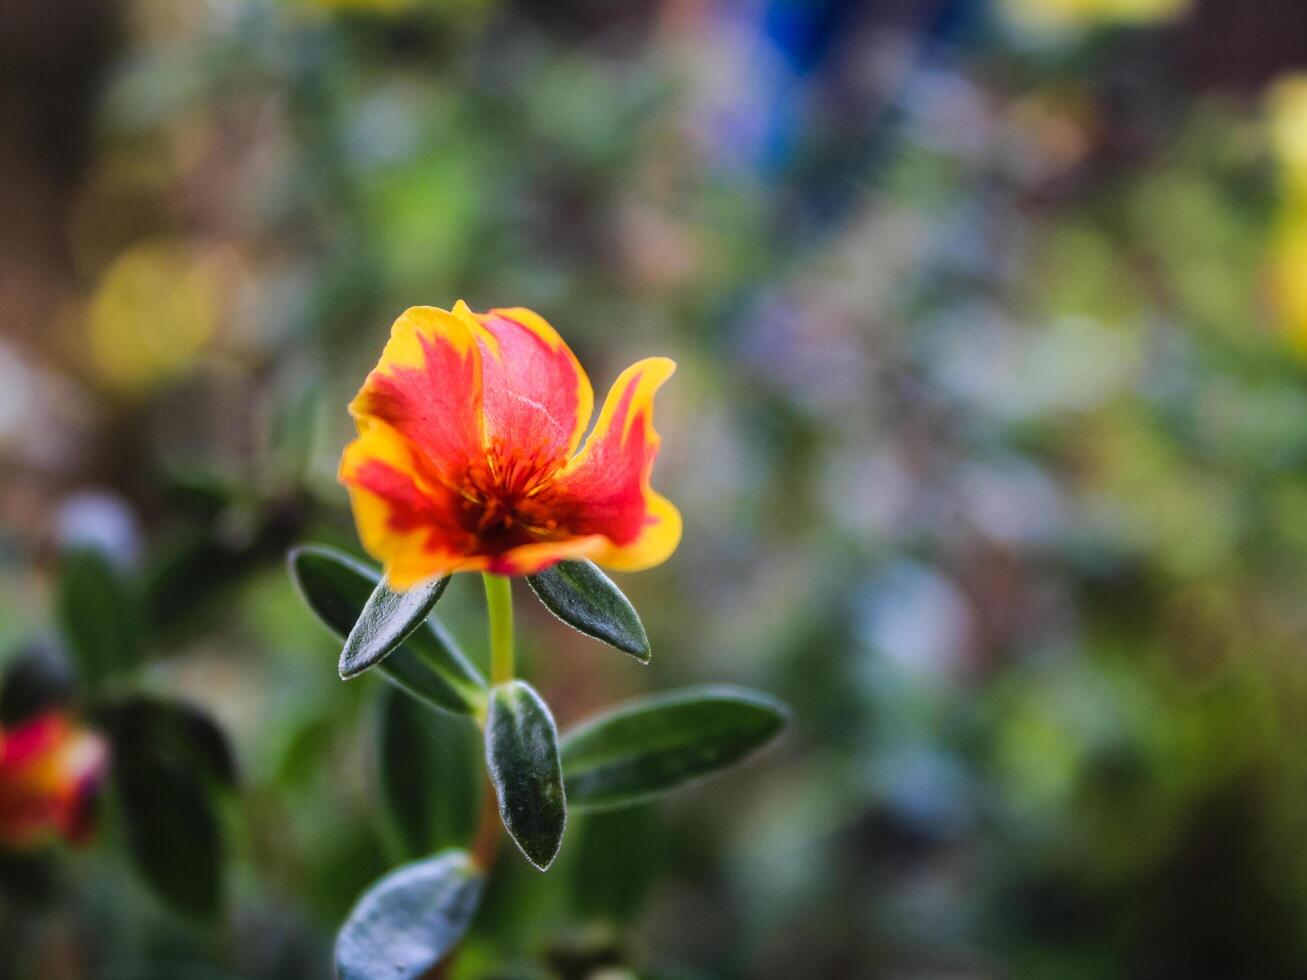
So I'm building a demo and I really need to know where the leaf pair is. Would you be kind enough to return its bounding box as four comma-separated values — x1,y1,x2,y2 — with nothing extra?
291,548,652,704
289,546,485,714
485,682,788,872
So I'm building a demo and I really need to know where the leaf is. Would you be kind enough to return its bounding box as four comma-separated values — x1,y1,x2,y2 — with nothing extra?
560,685,787,811
340,574,449,679
376,686,481,859
0,645,76,725
288,546,484,715
485,681,567,871
55,548,142,688
106,742,222,919
570,806,664,925
526,560,650,661
335,849,483,980
99,697,237,917
98,696,237,788
114,755,223,918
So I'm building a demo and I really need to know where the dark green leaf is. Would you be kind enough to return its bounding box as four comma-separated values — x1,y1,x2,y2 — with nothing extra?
0,851,59,908
335,849,483,980
560,685,787,811
0,646,76,725
485,681,567,871
571,806,664,924
55,548,142,688
288,546,484,714
340,574,449,679
376,686,481,859
527,560,649,661
98,696,237,788
100,696,237,918
108,739,223,918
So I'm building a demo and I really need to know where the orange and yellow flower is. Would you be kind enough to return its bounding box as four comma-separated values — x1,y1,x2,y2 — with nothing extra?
339,303,681,587
0,712,108,849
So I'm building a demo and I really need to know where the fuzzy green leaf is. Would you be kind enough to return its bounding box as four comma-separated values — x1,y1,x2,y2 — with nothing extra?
288,546,484,714
485,681,567,871
560,685,787,811
527,560,650,660
335,850,483,980
340,574,449,678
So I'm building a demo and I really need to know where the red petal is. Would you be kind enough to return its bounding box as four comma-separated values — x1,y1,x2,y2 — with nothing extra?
541,357,681,572
462,303,594,470
349,307,485,489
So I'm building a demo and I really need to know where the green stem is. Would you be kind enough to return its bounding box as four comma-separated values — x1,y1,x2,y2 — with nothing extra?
483,573,514,686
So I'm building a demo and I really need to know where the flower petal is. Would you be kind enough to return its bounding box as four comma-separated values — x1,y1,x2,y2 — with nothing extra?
340,419,481,587
456,302,594,464
348,306,485,488
542,357,681,573
484,535,609,577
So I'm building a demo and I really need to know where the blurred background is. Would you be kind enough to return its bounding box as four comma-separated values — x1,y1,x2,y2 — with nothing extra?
5,0,1307,977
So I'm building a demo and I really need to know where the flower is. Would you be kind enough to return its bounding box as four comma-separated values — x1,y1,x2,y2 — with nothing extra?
0,712,108,849
1268,74,1307,204
1266,75,1307,353
339,303,681,586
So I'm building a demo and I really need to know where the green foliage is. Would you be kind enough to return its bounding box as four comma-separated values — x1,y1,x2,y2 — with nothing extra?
570,807,664,925
99,696,236,918
289,546,485,714
0,648,75,724
560,686,787,811
527,560,651,661
335,850,483,980
485,680,567,871
54,548,142,688
286,554,786,961
376,686,481,859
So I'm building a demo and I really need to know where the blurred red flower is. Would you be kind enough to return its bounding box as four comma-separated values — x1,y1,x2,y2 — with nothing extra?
0,712,108,849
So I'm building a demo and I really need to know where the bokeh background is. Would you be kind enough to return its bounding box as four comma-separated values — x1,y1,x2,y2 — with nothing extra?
5,0,1307,977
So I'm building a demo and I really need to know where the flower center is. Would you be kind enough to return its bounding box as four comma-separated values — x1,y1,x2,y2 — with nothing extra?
458,441,566,543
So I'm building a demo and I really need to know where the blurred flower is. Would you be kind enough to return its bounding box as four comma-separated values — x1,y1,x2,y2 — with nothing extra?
340,303,680,585
1268,75,1307,204
1001,0,1191,32
55,491,143,569
0,712,108,849
1266,75,1307,353
86,239,219,394
1267,219,1307,354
